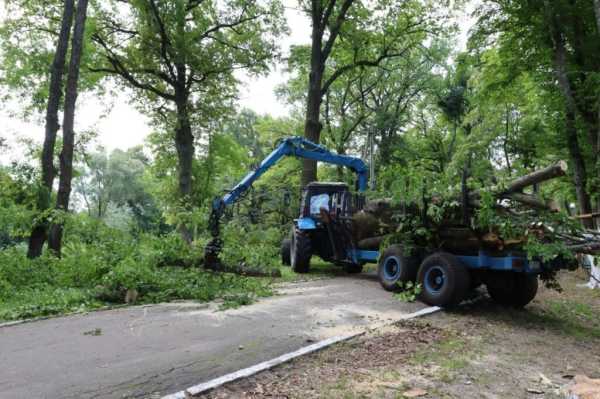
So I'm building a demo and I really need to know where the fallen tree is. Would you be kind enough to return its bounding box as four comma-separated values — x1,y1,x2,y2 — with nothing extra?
352,161,600,264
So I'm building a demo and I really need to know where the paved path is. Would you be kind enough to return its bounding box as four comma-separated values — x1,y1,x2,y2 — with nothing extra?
0,273,426,399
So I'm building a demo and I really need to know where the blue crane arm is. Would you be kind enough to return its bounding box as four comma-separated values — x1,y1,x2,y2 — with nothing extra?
205,136,368,266
218,136,368,209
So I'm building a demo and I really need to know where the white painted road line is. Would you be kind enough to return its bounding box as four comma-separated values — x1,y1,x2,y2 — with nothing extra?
161,333,363,399
400,305,442,319
162,305,441,399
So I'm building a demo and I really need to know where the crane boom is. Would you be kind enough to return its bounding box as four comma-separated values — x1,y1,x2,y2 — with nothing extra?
204,136,369,268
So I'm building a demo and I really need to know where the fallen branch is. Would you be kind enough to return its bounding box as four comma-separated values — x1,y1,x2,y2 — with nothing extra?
568,242,600,254
574,212,600,220
470,161,568,201
500,161,568,195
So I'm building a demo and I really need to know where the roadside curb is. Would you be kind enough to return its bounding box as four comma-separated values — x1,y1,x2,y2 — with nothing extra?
0,302,165,329
162,305,442,399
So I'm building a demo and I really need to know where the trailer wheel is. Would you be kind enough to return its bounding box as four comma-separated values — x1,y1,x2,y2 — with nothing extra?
280,238,291,266
486,272,538,308
417,252,470,307
291,228,311,273
378,245,419,292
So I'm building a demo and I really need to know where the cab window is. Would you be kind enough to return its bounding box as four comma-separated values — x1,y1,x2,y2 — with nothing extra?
310,193,330,215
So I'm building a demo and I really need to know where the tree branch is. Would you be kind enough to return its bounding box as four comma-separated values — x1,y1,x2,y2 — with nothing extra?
321,0,337,31
147,0,177,81
91,34,176,101
321,46,410,96
321,0,355,60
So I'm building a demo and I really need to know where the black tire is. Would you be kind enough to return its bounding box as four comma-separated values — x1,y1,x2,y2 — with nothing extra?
291,228,311,273
281,239,291,266
344,263,364,274
378,245,419,292
486,272,538,308
417,252,470,307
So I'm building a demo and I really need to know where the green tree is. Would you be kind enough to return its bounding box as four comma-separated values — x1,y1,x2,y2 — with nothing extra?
475,0,600,226
48,0,91,255
296,0,444,186
1,0,100,257
74,147,166,233
90,0,286,243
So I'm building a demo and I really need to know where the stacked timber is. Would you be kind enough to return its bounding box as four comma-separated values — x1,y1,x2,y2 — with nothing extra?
352,161,600,256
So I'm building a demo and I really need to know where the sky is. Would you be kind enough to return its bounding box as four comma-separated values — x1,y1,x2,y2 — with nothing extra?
0,1,476,162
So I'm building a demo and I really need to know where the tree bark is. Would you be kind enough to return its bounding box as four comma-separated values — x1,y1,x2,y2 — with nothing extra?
593,0,600,224
301,3,325,187
27,0,75,258
48,0,90,255
594,0,600,34
501,161,567,195
174,78,195,244
549,19,594,228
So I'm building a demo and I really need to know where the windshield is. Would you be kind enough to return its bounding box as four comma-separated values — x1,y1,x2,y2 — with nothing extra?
309,193,330,215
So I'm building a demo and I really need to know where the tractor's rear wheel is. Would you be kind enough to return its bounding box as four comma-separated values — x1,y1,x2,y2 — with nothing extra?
291,228,311,273
281,238,291,266
486,272,538,308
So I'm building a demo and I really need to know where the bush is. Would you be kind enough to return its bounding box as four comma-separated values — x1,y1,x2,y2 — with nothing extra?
139,232,204,268
221,221,284,273
0,217,276,321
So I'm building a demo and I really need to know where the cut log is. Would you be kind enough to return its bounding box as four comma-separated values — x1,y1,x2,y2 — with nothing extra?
470,192,558,212
357,236,386,250
470,161,568,201
504,193,559,211
352,212,384,241
574,211,600,220
501,161,567,194
568,242,600,254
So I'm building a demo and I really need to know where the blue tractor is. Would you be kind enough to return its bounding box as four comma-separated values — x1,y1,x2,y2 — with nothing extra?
204,137,370,274
205,136,571,308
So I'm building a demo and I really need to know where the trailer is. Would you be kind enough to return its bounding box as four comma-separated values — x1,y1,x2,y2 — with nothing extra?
363,246,554,308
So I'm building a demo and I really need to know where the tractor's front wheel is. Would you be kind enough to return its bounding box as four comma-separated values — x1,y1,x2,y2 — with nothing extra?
281,238,291,266
291,228,312,273
344,263,364,274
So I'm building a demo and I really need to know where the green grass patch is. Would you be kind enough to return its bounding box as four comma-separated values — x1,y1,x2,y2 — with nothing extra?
535,299,600,339
410,335,474,382
277,259,345,282
0,223,275,321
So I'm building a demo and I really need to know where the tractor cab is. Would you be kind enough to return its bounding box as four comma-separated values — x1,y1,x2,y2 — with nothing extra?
282,182,364,274
299,182,354,222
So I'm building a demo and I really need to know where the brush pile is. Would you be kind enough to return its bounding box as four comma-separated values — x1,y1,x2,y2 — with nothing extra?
352,161,600,260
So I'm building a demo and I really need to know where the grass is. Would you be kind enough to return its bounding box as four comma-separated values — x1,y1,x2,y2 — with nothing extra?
535,298,600,339
410,334,475,383
277,259,353,282
0,262,276,322
0,287,105,321
0,251,345,322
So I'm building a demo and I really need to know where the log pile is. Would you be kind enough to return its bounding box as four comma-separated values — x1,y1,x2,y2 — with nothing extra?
352,161,600,256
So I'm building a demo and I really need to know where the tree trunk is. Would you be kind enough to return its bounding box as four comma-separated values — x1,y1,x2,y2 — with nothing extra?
27,0,75,258
550,21,594,228
593,0,600,225
48,0,89,255
301,5,324,187
174,85,195,244
336,147,346,181
594,0,600,34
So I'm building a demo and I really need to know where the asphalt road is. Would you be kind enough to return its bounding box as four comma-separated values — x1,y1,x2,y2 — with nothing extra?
0,273,426,399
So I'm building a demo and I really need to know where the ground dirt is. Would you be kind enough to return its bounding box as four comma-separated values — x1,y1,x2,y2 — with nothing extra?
200,270,600,399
